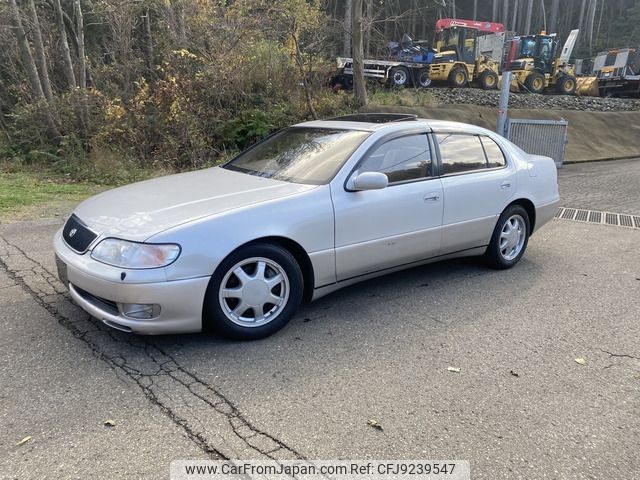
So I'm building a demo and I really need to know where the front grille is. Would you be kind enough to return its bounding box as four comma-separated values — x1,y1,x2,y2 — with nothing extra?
73,285,119,316
63,214,98,253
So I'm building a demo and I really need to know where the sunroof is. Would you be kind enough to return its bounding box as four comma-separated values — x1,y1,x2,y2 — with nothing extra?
328,113,418,124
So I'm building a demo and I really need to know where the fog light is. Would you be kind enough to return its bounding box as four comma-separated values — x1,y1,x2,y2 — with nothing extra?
120,303,161,319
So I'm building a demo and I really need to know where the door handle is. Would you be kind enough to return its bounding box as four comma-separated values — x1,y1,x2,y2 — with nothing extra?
423,192,440,202
500,181,512,189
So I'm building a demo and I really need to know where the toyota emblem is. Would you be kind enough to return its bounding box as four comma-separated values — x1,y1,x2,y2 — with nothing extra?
69,228,77,238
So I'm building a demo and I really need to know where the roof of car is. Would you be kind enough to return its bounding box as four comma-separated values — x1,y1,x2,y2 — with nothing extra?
295,115,494,136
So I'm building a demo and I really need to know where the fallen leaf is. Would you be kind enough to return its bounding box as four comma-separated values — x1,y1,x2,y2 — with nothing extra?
510,370,520,377
367,419,383,431
103,419,116,427
16,436,31,446
447,367,461,373
575,358,586,365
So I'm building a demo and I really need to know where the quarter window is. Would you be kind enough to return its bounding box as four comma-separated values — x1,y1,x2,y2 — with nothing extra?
360,134,432,183
480,136,506,168
436,134,487,174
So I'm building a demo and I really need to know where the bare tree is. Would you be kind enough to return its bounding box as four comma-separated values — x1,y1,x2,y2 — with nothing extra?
549,0,559,33
343,0,352,56
52,0,76,89
8,0,59,136
577,0,587,45
524,0,534,34
351,0,367,107
27,0,54,102
73,0,86,89
143,9,155,74
587,0,598,55
502,0,508,27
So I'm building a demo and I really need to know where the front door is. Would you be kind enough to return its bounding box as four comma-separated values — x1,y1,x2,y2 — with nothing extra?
331,133,443,281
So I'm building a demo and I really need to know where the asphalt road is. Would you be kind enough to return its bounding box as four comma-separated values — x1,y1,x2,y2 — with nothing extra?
1,161,639,480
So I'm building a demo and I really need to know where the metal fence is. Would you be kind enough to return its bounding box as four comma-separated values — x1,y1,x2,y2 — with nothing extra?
505,119,568,168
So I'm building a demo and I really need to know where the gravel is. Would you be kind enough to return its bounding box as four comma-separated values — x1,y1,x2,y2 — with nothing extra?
427,87,640,112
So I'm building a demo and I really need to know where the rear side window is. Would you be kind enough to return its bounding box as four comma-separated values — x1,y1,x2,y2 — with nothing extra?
480,136,506,168
436,134,486,174
360,134,432,183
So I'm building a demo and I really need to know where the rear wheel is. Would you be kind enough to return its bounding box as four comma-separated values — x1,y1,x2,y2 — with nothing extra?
203,243,303,340
556,75,577,95
524,72,545,94
484,204,530,269
389,66,410,87
479,70,499,90
417,68,431,88
448,66,468,88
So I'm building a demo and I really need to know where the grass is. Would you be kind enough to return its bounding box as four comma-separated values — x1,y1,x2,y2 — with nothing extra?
0,171,105,223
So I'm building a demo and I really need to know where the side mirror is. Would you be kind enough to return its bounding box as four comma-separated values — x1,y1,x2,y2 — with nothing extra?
350,171,389,191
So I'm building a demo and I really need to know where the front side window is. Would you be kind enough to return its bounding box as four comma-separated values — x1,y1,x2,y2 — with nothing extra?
480,136,506,168
224,127,370,185
436,134,487,175
359,134,432,183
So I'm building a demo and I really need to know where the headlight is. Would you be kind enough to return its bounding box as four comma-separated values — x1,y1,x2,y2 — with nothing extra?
90,238,180,269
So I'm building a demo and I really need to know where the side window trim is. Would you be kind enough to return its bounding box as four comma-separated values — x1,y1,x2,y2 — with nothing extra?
344,130,436,191
479,135,508,169
434,132,509,178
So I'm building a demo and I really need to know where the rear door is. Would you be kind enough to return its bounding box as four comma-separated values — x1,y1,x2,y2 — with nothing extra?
435,133,517,255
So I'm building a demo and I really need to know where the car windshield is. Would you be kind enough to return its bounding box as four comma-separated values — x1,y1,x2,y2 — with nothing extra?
223,127,370,185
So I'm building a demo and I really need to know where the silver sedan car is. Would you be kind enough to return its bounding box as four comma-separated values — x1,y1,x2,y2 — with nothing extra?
54,113,559,339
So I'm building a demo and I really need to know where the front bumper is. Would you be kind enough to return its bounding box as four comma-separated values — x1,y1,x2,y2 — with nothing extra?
54,229,210,334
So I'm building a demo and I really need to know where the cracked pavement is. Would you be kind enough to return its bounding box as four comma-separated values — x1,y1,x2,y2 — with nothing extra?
1,161,640,479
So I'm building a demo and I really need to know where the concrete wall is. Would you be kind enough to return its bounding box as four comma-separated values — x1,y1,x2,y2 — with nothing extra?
362,104,640,162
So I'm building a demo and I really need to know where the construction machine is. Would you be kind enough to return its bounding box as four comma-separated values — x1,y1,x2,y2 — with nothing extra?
428,19,505,89
508,29,579,95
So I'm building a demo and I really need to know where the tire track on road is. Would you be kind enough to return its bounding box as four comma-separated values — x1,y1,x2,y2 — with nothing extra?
0,234,304,461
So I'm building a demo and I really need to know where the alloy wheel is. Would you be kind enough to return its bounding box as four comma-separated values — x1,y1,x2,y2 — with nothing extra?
218,257,290,327
499,214,526,261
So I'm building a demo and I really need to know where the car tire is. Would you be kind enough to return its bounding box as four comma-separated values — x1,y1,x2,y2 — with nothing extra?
484,204,530,269
448,66,468,88
479,70,498,90
390,66,410,87
203,243,303,340
524,72,545,94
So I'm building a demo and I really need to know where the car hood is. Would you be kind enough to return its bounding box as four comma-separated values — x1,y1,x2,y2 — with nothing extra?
73,167,316,241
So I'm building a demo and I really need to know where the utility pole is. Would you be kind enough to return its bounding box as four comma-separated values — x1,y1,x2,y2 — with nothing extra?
497,71,512,137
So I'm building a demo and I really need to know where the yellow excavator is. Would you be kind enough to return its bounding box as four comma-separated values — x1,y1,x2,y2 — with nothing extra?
428,19,505,89
508,29,579,95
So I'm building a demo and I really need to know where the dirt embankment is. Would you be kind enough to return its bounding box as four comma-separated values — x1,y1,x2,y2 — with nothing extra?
364,91,640,162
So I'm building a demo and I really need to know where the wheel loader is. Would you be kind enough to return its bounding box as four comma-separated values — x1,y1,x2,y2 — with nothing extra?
508,29,579,95
428,19,505,89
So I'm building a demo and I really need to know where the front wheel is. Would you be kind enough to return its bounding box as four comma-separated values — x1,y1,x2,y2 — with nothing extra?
484,205,530,269
203,243,303,339
479,70,498,90
448,66,468,88
556,75,577,95
524,72,545,94
389,66,410,87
